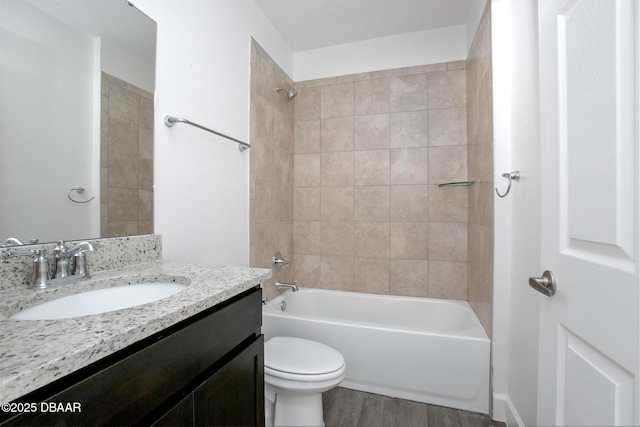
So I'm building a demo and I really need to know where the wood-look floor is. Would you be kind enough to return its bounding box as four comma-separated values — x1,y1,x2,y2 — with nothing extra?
322,387,507,427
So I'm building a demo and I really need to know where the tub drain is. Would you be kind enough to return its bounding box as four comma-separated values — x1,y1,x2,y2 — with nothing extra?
280,301,287,311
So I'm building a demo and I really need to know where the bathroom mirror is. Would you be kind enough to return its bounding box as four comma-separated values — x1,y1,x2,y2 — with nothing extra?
0,0,156,244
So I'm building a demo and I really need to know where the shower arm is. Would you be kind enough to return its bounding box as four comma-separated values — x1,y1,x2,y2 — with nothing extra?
275,86,297,100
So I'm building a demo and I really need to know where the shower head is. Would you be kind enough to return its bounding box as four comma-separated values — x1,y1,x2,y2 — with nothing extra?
275,86,297,100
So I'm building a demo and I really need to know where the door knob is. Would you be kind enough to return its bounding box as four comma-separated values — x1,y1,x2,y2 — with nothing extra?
529,270,556,297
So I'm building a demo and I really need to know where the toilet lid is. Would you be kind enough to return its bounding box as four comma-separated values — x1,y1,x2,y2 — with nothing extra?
265,337,345,375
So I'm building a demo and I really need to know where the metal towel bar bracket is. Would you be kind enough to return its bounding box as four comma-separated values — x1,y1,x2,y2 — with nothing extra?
495,171,520,198
68,187,95,204
164,115,250,151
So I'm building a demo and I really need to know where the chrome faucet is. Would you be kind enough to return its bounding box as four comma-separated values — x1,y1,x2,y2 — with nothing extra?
275,281,298,292
2,241,97,289
54,241,95,278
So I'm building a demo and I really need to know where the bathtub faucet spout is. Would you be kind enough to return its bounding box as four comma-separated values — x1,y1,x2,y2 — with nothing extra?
275,281,298,292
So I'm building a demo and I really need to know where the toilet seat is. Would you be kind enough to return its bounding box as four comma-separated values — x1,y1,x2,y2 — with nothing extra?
265,337,345,382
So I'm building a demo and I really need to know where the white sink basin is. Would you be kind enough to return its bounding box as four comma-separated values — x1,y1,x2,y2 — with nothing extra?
11,282,188,320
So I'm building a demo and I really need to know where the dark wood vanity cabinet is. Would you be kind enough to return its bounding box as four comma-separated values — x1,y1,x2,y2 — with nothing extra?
154,336,264,426
1,286,265,427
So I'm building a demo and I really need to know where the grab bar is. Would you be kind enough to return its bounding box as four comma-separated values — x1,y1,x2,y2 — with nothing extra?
164,115,250,151
438,181,475,187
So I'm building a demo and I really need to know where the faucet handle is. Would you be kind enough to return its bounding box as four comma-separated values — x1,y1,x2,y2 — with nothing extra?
2,247,39,259
70,242,96,276
54,240,68,257
1,247,50,289
73,252,90,277
272,251,289,272
30,249,50,289
2,237,25,247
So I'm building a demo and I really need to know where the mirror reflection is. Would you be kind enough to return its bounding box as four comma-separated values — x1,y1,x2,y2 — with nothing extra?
0,0,156,244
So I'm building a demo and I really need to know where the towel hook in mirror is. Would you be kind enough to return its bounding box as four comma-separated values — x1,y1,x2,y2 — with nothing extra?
495,171,520,198
68,187,95,204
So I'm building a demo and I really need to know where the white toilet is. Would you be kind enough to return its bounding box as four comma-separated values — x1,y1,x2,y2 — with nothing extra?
264,336,346,427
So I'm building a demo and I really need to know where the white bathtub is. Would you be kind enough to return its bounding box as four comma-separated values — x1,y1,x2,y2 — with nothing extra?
262,288,490,414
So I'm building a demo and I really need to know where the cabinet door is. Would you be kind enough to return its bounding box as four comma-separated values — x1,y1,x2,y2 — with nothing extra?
152,394,194,427
194,336,265,427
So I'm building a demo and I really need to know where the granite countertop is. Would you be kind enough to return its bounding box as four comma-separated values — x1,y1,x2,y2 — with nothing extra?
0,261,271,403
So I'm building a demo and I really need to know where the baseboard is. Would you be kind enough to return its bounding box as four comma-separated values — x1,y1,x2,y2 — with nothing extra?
493,394,525,427
492,394,507,422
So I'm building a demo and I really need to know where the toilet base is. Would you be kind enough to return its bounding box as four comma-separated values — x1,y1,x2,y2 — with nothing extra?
271,392,324,427
265,388,275,427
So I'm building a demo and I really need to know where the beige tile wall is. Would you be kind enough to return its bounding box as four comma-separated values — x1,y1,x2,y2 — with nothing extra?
249,40,295,301
250,28,494,308
100,72,154,238
292,62,470,299
467,1,494,337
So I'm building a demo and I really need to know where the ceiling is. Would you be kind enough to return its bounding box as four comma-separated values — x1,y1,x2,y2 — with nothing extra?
254,0,475,52
22,1,473,62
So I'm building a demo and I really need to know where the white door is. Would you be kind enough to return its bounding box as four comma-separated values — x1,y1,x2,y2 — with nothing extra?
537,0,639,425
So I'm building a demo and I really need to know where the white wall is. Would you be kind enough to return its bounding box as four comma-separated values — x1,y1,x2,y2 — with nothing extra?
133,0,292,266
293,25,468,81
491,1,541,425
0,0,96,243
